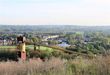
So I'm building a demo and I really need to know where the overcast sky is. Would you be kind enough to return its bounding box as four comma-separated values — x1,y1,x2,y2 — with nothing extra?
0,0,110,26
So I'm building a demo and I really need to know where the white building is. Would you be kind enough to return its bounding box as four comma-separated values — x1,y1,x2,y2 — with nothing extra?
42,35,59,41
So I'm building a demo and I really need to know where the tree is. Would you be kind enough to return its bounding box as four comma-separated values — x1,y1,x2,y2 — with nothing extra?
48,40,58,45
31,37,41,50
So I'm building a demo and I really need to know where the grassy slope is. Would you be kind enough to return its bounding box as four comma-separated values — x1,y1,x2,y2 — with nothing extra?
0,46,16,49
0,45,54,53
26,45,54,53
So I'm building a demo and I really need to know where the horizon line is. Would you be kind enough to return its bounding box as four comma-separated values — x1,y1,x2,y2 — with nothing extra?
0,24,110,27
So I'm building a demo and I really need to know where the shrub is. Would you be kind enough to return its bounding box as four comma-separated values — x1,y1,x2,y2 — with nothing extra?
0,50,18,61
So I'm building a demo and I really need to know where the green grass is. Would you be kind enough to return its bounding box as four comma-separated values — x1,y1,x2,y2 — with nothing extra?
0,45,54,53
26,45,54,53
0,46,16,49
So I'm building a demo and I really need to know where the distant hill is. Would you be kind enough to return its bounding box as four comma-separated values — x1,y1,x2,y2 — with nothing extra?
0,25,110,34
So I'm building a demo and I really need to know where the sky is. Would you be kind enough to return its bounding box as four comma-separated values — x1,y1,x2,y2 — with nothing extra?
0,0,110,26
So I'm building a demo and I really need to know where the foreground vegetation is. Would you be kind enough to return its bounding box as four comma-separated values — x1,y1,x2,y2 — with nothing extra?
1,25,110,75
0,55,110,75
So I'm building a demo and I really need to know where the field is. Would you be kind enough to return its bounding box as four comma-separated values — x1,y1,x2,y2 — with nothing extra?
0,46,16,49
0,45,54,52
26,45,54,53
